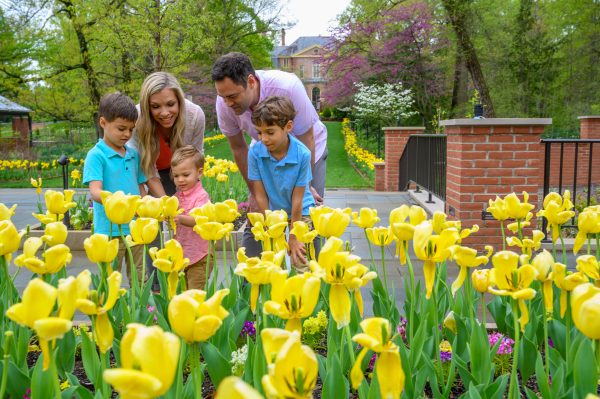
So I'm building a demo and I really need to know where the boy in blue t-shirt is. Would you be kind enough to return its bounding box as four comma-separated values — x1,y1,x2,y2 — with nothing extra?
248,95,316,271
83,92,147,284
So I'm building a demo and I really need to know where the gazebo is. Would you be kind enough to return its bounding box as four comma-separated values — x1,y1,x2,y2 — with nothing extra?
0,95,32,149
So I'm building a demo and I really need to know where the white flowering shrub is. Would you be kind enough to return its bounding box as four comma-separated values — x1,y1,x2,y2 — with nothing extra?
352,82,417,125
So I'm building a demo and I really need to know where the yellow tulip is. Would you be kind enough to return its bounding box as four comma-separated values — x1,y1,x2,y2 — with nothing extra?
507,211,533,234
0,220,21,262
487,196,509,221
531,250,555,314
574,207,600,254
261,328,294,365
167,289,230,342
34,317,73,370
216,376,263,399
214,199,240,223
30,177,42,194
149,240,190,299
264,272,321,333
41,221,68,246
571,283,600,339
553,262,588,317
536,191,575,243
506,230,544,259
504,192,535,221
234,250,285,313
100,191,140,226
351,318,404,399
389,205,427,226
261,330,318,399
161,196,183,232
289,221,318,260
246,210,289,252
488,251,536,331
366,226,394,247
103,323,180,399
6,278,57,329
472,269,491,293
45,189,76,215
14,238,72,275
352,207,380,229
57,270,91,320
84,234,119,264
137,195,164,219
193,220,234,242
310,206,351,238
576,254,599,281
127,217,159,245
0,203,16,221
76,271,123,353
443,311,457,334
32,210,62,224
413,221,459,299
309,237,376,328
449,245,492,296
389,205,422,265
70,168,81,184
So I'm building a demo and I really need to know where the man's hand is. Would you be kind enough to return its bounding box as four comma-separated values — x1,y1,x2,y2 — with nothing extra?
288,234,307,266
310,186,323,206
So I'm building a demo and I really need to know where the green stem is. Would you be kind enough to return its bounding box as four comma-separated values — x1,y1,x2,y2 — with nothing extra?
0,331,12,399
140,244,148,297
565,291,571,361
343,324,356,372
222,238,229,287
405,244,416,346
596,234,599,260
173,338,186,398
596,340,600,375
501,222,506,250
431,272,443,389
465,268,473,321
542,290,550,380
99,348,109,399
364,229,374,265
118,226,137,317
508,300,521,399
190,343,203,399
212,241,218,294
261,286,268,329
380,244,389,298
205,241,212,293
481,293,487,327
559,235,567,265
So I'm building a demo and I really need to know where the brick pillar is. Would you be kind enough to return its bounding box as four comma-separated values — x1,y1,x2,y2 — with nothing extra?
440,118,552,250
373,162,385,191
383,127,425,191
579,116,600,139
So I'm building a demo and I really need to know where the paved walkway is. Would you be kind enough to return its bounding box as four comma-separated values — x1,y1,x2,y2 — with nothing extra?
3,188,460,317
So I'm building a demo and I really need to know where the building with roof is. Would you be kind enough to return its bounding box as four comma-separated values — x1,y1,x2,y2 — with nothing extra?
271,32,331,111
0,95,32,153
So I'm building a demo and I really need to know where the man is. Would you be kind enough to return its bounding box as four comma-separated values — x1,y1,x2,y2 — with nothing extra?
212,52,328,256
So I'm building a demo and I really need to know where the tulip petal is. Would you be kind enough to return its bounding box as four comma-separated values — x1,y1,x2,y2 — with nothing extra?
329,284,351,328
376,350,404,399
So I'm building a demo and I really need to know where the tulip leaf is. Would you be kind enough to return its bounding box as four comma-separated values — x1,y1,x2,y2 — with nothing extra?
573,337,598,398
80,326,101,386
56,329,76,376
466,382,483,399
517,336,537,383
470,322,492,385
547,319,566,358
30,352,55,399
367,368,381,399
549,362,565,398
484,375,509,399
487,297,509,335
452,351,475,388
409,322,426,367
398,338,415,397
534,353,551,399
13,324,32,370
227,308,249,350
65,372,94,399
0,360,29,399
200,341,232,387
322,353,348,399
524,387,538,399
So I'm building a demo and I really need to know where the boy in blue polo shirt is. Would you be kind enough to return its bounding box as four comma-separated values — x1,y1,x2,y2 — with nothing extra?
248,95,316,271
83,92,146,284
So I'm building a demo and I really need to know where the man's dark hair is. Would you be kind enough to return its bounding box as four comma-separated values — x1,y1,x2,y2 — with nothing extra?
211,52,256,88
98,92,138,122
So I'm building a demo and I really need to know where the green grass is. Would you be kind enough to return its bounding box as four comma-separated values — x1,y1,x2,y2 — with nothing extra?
0,123,372,189
324,121,372,189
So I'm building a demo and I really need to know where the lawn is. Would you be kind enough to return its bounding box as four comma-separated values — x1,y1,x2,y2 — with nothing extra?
0,122,373,189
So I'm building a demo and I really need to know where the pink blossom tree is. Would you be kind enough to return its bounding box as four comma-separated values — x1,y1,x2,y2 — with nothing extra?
322,2,446,125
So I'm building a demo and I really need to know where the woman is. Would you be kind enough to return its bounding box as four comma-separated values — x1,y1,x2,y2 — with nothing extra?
132,71,205,196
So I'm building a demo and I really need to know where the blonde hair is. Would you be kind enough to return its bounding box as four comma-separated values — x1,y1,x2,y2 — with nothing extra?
171,145,205,169
137,72,187,177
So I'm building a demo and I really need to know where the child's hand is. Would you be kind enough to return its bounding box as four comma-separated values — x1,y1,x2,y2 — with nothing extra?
288,234,306,266
174,215,181,225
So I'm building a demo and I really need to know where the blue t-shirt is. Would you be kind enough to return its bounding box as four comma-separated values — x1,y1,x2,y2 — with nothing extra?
248,134,315,215
83,139,147,236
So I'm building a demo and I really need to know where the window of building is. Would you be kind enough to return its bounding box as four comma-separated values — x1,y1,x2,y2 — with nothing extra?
312,87,321,110
312,63,321,78
298,65,304,78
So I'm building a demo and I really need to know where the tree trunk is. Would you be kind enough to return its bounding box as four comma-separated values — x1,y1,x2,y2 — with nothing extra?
441,0,495,117
153,0,162,71
450,47,469,117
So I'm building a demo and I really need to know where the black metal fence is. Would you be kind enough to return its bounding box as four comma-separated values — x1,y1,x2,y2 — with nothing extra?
349,119,383,158
541,138,600,232
399,134,447,202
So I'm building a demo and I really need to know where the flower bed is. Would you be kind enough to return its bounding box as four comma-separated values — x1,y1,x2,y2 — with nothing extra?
2,190,600,398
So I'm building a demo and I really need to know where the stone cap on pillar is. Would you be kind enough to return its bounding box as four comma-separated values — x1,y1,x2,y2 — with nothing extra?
382,126,426,131
577,116,600,120
440,118,552,126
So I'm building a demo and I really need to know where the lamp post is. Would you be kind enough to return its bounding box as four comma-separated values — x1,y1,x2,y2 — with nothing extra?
57,154,71,228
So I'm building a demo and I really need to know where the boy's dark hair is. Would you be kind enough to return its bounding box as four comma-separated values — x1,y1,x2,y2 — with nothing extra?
171,145,205,169
98,92,138,122
211,52,256,88
251,96,296,129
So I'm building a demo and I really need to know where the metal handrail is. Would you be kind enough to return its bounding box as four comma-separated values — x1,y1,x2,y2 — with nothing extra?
399,134,447,202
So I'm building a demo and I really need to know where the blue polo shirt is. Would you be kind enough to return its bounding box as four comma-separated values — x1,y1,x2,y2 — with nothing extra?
83,139,147,236
248,134,315,215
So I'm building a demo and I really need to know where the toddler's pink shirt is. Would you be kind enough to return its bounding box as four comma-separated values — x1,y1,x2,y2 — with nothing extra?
175,182,209,264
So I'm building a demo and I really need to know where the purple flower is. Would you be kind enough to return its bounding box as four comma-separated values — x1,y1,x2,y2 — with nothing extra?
241,321,256,338
24,388,31,399
548,337,554,348
488,332,514,355
440,351,452,362
368,353,377,370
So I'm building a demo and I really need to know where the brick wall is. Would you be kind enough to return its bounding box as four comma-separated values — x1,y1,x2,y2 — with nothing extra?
379,127,426,191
